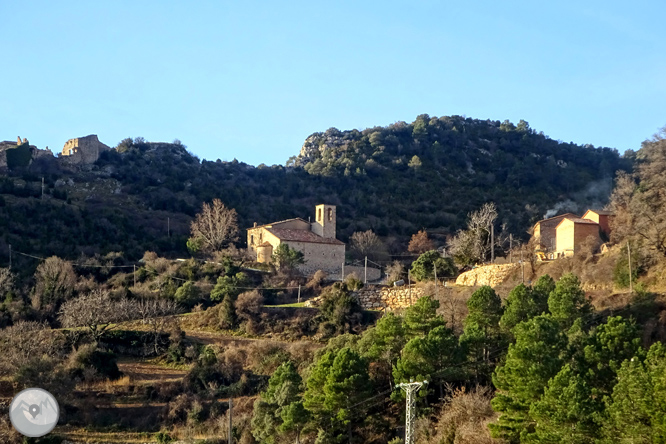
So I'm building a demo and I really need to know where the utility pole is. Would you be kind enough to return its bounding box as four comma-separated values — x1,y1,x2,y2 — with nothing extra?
491,223,494,263
8,244,11,270
133,264,136,288
364,256,368,284
297,285,301,304
341,262,345,281
228,398,233,444
509,234,512,263
627,241,633,295
520,248,524,284
167,217,170,237
434,263,438,298
408,268,412,303
41,177,44,200
397,380,427,444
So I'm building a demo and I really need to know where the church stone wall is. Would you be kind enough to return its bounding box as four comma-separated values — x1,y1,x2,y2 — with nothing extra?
283,240,345,275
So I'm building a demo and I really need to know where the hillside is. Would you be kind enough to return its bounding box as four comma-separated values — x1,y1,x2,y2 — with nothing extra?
0,115,630,267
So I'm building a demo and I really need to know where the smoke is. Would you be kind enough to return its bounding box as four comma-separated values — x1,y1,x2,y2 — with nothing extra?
543,200,577,219
543,178,613,219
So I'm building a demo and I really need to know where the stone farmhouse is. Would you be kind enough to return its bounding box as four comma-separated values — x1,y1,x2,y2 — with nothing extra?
533,209,613,259
247,204,345,275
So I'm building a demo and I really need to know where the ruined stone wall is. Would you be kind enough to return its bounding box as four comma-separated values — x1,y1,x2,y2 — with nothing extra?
455,263,518,287
60,135,110,165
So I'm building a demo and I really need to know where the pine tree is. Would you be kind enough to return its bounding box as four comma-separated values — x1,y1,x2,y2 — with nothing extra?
303,347,373,444
252,361,309,444
548,273,592,329
357,312,406,386
460,286,506,382
393,325,459,398
403,295,446,337
490,315,568,443
600,343,666,442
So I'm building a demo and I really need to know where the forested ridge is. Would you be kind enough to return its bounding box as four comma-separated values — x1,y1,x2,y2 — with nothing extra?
0,115,629,266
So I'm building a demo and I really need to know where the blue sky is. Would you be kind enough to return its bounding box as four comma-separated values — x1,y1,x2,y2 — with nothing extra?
1,1,664,166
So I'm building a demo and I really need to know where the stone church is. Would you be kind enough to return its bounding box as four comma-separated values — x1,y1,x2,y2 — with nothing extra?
247,204,345,275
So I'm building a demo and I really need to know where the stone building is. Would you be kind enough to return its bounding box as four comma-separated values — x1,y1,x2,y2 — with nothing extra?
247,204,345,275
532,213,578,254
581,209,613,238
555,217,602,257
60,135,110,164
533,209,614,259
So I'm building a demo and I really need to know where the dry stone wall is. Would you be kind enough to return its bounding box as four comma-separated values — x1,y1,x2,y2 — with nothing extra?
455,263,518,287
304,285,426,310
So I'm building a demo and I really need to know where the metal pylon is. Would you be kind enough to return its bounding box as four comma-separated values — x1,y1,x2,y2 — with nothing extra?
397,380,427,444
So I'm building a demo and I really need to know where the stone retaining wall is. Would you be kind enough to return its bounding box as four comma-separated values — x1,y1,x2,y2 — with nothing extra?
304,285,426,310
455,263,518,287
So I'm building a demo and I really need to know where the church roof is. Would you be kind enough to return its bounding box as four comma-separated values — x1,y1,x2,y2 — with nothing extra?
266,228,344,245
249,217,308,230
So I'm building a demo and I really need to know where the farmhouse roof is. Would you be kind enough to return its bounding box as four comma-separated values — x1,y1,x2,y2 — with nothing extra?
535,213,579,225
266,228,345,245
257,241,273,247
583,209,614,216
555,217,600,228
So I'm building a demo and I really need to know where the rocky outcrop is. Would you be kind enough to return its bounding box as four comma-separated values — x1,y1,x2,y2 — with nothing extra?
295,128,349,166
455,263,518,287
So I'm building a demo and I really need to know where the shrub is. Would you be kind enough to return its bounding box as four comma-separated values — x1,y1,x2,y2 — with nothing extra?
68,344,121,381
155,430,175,444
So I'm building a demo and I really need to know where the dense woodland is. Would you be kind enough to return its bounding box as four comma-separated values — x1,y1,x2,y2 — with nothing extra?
0,118,664,444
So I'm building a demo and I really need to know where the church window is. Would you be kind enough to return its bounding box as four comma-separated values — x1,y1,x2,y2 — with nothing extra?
328,208,333,221
250,235,254,245
318,208,322,221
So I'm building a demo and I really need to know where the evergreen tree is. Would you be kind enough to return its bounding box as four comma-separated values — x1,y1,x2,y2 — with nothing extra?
393,325,459,398
459,286,506,382
531,274,555,310
252,361,309,444
403,295,445,337
600,343,666,442
548,273,591,329
490,315,568,443
357,312,406,387
529,365,597,444
409,250,457,282
218,294,237,329
303,347,373,444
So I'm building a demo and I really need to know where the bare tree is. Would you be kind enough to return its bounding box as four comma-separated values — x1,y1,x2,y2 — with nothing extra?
385,260,405,284
189,199,239,253
58,289,134,342
448,203,504,266
33,256,77,310
136,298,180,354
349,230,389,262
610,130,666,256
408,230,435,255
0,321,65,373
